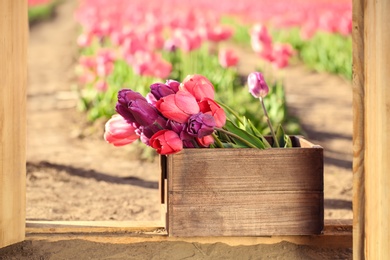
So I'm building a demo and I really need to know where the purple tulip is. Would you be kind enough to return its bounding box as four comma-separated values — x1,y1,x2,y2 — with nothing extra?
150,83,177,100
116,89,167,138
247,72,269,98
165,80,180,92
186,113,216,138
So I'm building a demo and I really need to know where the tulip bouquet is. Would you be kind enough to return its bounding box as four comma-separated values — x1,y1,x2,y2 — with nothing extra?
104,72,292,155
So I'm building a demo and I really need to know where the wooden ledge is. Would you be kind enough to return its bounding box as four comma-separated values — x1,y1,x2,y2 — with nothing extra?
25,219,352,249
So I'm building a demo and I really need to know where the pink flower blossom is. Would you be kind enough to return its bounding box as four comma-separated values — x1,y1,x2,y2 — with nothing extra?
150,130,183,155
218,48,239,68
198,98,226,128
104,114,139,146
180,74,215,102
155,90,200,124
247,72,269,98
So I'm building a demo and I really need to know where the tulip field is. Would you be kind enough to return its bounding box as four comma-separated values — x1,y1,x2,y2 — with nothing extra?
69,0,351,144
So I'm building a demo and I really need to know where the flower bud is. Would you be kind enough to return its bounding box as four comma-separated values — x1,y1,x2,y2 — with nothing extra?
247,72,269,98
186,113,216,138
150,83,177,100
150,130,183,155
104,114,139,146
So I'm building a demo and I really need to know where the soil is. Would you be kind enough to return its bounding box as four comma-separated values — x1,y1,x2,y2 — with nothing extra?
1,0,353,258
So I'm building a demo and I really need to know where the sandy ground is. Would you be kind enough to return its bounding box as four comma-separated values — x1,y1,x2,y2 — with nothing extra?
0,0,353,258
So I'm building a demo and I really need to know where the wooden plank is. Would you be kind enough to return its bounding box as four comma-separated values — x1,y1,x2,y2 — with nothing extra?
26,220,165,234
169,191,323,236
0,0,28,249
364,0,390,259
352,0,365,259
24,220,352,249
168,145,323,192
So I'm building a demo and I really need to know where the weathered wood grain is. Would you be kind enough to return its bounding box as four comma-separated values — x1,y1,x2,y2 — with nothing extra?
164,136,324,237
25,220,352,249
0,0,28,249
363,0,390,259
352,0,365,259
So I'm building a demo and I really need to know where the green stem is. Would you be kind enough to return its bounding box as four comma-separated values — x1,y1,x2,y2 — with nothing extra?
215,100,244,125
215,127,258,149
259,97,279,147
211,132,224,148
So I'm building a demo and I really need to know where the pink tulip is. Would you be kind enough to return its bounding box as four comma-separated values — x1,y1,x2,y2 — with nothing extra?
156,90,200,124
198,98,226,128
247,72,269,98
271,43,294,69
94,80,108,92
104,114,139,146
206,25,234,42
171,29,202,53
250,24,273,54
180,74,215,102
218,48,239,68
150,130,183,155
77,32,93,47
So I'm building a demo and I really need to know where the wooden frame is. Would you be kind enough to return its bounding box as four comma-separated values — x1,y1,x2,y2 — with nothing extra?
25,219,351,249
2,0,390,257
352,0,390,259
0,0,28,248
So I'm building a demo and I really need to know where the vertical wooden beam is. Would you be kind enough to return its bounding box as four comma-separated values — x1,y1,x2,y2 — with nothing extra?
363,0,390,259
0,0,28,248
352,0,364,259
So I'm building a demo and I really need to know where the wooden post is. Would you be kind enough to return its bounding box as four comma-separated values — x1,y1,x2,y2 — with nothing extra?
353,0,390,258
352,0,364,258
0,0,28,248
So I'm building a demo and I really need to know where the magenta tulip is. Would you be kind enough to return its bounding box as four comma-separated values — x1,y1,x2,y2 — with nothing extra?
150,130,183,155
150,82,178,100
247,72,269,98
104,114,139,146
155,90,200,124
180,74,215,102
116,89,167,138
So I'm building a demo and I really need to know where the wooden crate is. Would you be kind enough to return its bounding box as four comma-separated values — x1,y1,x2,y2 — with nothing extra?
160,136,324,237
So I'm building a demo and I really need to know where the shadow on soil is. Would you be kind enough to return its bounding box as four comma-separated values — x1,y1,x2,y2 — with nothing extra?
26,161,158,189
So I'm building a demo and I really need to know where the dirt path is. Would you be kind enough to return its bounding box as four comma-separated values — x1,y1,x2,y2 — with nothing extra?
26,0,161,222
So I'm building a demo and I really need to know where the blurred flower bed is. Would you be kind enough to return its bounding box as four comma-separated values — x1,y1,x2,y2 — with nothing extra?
28,0,60,23
73,0,352,149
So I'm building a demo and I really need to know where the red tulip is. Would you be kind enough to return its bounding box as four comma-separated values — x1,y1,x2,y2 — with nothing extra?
150,130,183,155
180,74,215,102
218,48,239,68
197,135,214,147
155,90,200,123
104,114,139,146
198,98,226,128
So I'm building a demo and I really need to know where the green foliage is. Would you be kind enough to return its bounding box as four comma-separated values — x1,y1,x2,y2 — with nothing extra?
220,16,251,45
28,1,60,23
221,16,352,80
273,28,352,80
